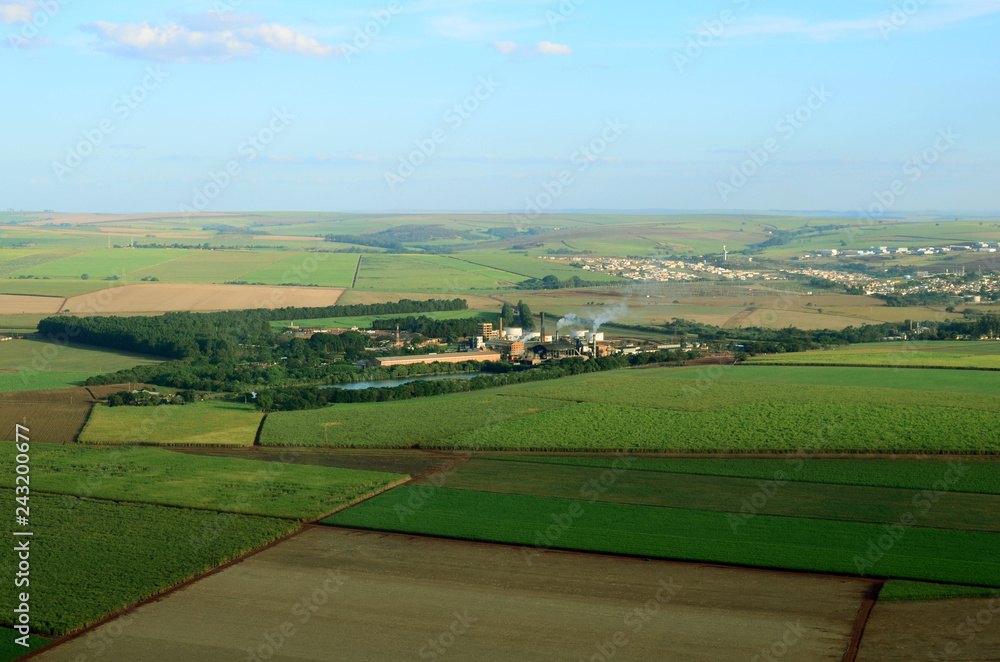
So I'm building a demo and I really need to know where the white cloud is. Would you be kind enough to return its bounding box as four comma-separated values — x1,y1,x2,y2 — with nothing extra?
0,1,35,25
728,0,1000,41
536,40,572,55
490,40,572,56
430,14,547,39
82,12,334,62
491,40,517,54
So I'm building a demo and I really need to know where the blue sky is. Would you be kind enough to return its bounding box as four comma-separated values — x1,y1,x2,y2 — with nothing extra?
1,0,998,214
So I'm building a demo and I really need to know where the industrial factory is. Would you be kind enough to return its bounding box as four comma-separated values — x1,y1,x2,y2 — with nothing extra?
474,313,612,362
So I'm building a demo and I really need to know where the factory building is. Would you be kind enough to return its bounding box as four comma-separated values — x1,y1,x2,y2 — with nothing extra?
373,351,501,367
476,322,501,340
485,339,525,360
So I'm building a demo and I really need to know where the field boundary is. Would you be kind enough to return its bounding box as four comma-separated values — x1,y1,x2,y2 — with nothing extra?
351,255,362,288
20,523,311,660
443,255,532,279
309,476,412,522
252,413,267,446
741,361,1000,372
843,581,884,662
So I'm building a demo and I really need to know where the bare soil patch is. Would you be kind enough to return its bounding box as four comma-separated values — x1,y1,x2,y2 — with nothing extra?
857,597,1000,661
0,387,96,443
34,527,868,661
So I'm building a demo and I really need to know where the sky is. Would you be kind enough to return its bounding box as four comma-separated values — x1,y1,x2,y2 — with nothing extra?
0,0,998,215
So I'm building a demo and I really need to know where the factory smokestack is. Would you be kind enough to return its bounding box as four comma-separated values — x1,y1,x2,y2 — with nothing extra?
540,312,545,342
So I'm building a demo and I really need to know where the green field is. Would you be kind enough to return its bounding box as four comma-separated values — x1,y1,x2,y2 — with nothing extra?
0,371,94,393
78,401,262,446
8,248,195,280
0,339,160,373
270,309,495,331
880,580,999,601
0,444,405,519
494,456,1000,495
260,393,571,447
0,631,52,661
432,459,1000,532
745,341,1000,369
0,493,297,635
449,252,623,282
325,486,1000,588
241,253,360,287
0,279,117,297
260,365,1000,452
353,254,517,291
128,250,291,283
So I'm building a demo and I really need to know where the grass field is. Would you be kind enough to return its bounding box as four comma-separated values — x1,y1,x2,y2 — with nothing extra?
260,365,1000,452
0,371,94,393
8,248,195,280
127,250,290,283
879,580,998,601
240,253,360,287
0,493,297,635
745,341,1000,369
260,393,571,448
0,279,118,297
0,631,51,661
270,308,496,331
0,444,405,519
325,486,1000,588
431,459,1000,533
495,456,1000,495
78,401,262,446
353,254,517,291
0,339,160,373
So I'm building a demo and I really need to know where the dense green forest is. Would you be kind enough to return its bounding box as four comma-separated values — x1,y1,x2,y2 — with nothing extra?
38,299,468,360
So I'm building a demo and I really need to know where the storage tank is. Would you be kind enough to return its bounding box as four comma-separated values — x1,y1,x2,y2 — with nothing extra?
504,327,523,338
570,330,587,339
585,332,604,342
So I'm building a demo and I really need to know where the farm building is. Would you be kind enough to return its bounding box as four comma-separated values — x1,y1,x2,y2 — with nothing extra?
373,351,501,367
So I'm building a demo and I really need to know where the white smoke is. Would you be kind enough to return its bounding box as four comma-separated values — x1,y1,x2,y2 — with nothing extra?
556,303,629,332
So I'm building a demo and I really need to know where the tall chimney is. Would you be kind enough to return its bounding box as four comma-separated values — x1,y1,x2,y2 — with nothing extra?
540,312,545,342
498,316,503,337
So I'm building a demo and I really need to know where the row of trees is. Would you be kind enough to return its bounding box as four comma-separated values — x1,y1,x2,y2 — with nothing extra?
255,349,691,411
39,299,468,361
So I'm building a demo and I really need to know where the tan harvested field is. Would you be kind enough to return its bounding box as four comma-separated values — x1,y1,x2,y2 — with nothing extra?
35,527,869,661
0,294,62,315
61,283,345,314
22,211,244,225
336,289,501,309
0,386,105,443
857,597,1000,661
